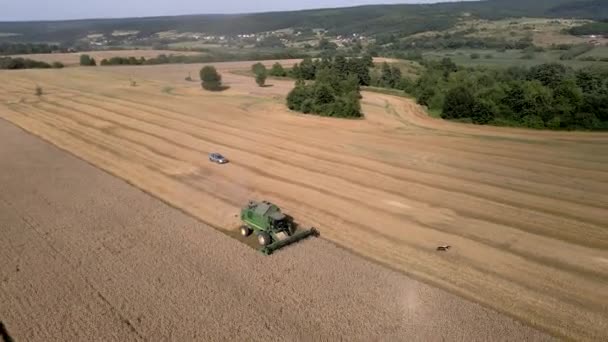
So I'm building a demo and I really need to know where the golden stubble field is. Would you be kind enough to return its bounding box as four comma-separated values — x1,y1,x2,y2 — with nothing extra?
0,59,607,340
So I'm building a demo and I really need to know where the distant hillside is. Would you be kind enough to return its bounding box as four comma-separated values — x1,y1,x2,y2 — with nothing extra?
548,0,608,19
0,0,606,44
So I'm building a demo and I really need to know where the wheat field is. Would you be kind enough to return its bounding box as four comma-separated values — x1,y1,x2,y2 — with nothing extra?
0,60,607,340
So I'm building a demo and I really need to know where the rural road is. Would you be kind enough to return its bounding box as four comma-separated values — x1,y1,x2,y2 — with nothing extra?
0,118,552,341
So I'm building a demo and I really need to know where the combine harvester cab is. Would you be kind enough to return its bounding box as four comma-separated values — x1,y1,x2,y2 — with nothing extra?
240,200,319,255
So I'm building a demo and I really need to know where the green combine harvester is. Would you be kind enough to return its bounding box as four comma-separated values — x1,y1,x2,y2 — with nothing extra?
240,200,319,255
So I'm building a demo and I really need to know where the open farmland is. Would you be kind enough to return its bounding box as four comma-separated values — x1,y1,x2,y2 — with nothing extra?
0,117,552,341
10,50,201,66
0,60,607,340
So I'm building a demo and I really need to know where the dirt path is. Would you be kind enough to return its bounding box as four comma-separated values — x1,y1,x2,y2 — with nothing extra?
0,118,552,341
0,61,606,340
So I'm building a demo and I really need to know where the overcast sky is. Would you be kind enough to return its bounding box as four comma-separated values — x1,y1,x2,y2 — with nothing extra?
2,0,464,21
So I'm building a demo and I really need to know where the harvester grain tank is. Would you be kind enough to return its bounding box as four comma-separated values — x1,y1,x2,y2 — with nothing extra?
240,200,319,255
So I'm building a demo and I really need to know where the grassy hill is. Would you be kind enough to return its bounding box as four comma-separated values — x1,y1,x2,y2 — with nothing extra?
0,0,606,44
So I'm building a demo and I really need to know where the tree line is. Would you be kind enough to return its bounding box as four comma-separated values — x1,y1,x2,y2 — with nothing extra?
559,44,595,61
391,35,535,51
144,50,308,65
0,57,64,69
100,56,146,65
569,20,608,36
86,50,310,67
0,43,67,55
286,56,373,118
396,59,608,130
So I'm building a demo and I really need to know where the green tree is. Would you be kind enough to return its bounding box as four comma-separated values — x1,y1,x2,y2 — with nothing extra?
346,58,371,86
580,92,608,124
504,66,528,81
527,63,569,88
79,54,96,66
335,92,362,118
390,66,402,88
522,115,545,129
290,64,302,79
362,54,374,68
318,57,333,70
269,62,287,77
396,77,414,92
319,38,337,50
339,74,361,95
251,62,266,75
576,66,608,93
334,55,348,75
300,99,314,113
546,116,562,129
502,81,527,118
573,112,601,130
415,70,443,107
200,66,223,91
314,83,335,106
380,62,393,87
377,62,402,88
552,79,583,120
521,81,553,121
315,67,341,93
286,81,310,110
255,68,268,87
471,100,496,124
442,86,475,119
298,57,317,80
286,76,363,118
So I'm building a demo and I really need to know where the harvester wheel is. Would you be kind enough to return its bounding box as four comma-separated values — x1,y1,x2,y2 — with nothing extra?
240,226,252,237
257,232,272,246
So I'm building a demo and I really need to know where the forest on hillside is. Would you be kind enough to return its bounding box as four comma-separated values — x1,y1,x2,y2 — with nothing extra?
0,0,605,43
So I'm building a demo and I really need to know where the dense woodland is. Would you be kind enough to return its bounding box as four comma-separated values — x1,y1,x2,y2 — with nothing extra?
286,56,373,118
0,0,604,43
0,56,63,69
143,51,308,65
399,60,608,130
282,56,608,129
569,20,608,35
0,43,67,55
